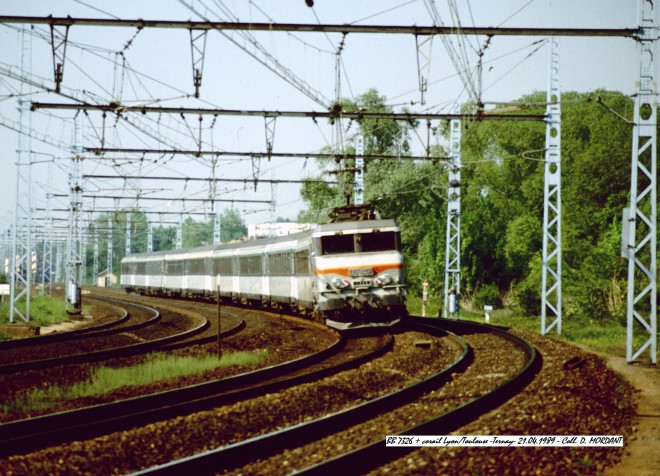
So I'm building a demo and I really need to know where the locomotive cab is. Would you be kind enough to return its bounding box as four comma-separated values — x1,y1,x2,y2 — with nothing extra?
311,220,407,329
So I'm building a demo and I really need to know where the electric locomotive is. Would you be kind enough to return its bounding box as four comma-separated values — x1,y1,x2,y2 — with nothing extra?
121,206,407,330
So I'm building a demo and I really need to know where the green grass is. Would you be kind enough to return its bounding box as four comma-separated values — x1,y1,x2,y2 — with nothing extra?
406,295,637,357
0,294,69,327
3,350,268,414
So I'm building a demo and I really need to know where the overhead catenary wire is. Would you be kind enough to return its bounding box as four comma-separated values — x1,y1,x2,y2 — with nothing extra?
0,3,638,231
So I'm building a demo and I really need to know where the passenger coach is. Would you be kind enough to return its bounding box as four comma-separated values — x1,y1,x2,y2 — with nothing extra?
121,218,407,330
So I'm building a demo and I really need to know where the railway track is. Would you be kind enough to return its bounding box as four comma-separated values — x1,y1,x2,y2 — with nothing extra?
0,298,210,374
130,317,539,475
0,330,389,457
0,309,634,475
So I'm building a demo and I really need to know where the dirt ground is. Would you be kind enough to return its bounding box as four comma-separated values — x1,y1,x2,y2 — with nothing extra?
601,354,659,476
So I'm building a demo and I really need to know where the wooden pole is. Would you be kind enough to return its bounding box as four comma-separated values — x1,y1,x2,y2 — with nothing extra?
217,284,222,360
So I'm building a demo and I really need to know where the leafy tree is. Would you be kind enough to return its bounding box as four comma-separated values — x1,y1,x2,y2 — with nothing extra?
299,89,419,222
220,209,248,242
85,209,148,279
182,216,213,248
459,90,633,320
152,225,176,251
298,87,634,322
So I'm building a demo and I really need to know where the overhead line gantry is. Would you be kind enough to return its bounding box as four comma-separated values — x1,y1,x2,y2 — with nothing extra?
2,11,654,363
50,194,272,204
31,102,546,122
0,16,638,37
83,174,337,185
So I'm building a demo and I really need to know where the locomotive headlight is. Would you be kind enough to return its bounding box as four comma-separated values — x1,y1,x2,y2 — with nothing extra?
375,274,393,286
332,277,350,289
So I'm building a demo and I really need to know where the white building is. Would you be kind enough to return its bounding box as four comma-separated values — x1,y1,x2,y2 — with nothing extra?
247,223,314,239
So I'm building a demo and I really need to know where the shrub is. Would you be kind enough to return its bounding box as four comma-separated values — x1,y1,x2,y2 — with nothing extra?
474,284,502,309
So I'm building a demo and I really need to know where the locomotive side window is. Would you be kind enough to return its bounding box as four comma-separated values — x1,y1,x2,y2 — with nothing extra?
359,231,399,252
136,262,146,275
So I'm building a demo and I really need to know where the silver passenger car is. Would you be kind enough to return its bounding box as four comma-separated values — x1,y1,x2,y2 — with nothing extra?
121,219,406,330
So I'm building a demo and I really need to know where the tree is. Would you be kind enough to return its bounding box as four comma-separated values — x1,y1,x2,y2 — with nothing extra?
458,90,632,319
299,88,419,221
152,225,176,251
182,216,213,248
220,209,248,242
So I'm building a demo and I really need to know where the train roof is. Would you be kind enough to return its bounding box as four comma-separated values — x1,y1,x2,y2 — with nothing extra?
313,219,398,235
122,218,399,261
123,227,312,261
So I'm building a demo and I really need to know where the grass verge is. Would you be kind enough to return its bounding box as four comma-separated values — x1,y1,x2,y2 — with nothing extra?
3,350,268,414
406,295,637,357
0,294,69,327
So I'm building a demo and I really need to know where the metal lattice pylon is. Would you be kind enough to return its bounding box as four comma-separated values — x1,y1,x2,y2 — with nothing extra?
93,225,99,283
213,212,221,245
625,0,657,364
125,212,131,255
354,135,365,205
65,156,83,313
443,115,461,319
148,221,154,251
40,189,53,296
107,216,113,276
541,37,562,335
176,213,183,250
9,27,32,323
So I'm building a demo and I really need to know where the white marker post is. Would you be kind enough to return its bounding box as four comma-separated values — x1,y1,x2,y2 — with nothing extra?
422,279,428,317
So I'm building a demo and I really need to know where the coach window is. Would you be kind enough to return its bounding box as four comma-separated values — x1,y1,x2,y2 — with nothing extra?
295,250,310,276
147,261,163,275
167,260,184,276
187,259,206,275
214,258,233,275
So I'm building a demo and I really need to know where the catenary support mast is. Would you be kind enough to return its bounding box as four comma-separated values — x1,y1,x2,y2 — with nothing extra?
443,113,461,319
541,37,562,335
9,27,32,323
626,0,657,364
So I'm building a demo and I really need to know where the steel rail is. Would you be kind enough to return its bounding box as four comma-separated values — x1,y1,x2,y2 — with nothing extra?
129,320,472,475
295,317,543,475
0,333,390,458
131,317,540,475
0,299,129,350
0,299,209,374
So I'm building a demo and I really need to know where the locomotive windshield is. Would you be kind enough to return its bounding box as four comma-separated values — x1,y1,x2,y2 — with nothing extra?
318,231,400,255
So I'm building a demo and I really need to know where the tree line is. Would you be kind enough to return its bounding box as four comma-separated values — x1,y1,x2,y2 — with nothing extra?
83,208,248,281
298,88,635,323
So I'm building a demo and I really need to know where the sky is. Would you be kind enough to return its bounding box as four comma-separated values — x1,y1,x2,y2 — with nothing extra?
0,0,643,244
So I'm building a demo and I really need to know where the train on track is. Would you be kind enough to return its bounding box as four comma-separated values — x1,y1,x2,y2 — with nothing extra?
120,206,407,330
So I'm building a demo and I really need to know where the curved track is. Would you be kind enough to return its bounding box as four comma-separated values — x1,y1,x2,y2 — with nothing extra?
0,298,209,374
130,317,540,475
0,332,390,457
